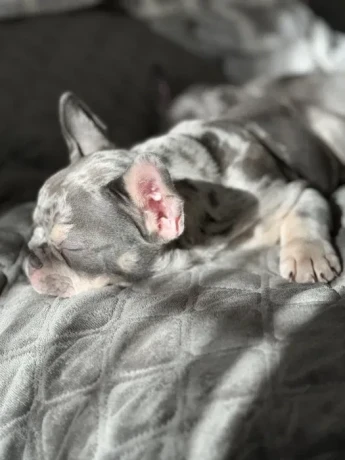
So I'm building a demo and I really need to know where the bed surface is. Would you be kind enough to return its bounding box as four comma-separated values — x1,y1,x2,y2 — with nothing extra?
2,200,345,459
1,7,345,460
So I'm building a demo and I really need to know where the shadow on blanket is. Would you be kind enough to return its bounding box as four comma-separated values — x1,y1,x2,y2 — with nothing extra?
2,202,345,458
222,296,345,459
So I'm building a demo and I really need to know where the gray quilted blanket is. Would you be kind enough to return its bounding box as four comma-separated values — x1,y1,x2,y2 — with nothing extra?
2,194,345,459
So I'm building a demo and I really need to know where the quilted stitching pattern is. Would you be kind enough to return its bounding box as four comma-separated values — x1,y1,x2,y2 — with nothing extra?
1,9,345,459
1,204,345,459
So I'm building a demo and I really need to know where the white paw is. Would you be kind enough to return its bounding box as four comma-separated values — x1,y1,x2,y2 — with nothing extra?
280,239,341,283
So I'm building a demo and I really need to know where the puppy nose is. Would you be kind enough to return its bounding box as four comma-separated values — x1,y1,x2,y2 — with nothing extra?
28,252,43,270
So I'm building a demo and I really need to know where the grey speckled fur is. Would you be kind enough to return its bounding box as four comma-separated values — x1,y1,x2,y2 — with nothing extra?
26,72,345,296
5,73,345,460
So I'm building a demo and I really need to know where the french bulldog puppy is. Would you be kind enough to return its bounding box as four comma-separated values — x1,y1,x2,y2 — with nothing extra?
25,73,345,297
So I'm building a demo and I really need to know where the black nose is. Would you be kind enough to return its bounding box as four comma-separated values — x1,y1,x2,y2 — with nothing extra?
28,252,43,270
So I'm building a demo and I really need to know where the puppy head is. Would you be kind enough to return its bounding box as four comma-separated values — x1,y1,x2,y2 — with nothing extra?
25,93,184,297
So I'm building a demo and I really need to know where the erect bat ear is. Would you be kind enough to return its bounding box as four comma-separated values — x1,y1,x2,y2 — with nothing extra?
121,154,184,242
59,91,115,164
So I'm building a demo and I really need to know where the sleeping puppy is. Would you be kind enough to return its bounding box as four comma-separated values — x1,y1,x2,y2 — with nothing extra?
25,73,345,297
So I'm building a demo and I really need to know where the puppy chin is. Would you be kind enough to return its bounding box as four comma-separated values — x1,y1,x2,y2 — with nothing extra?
30,277,75,298
25,265,74,298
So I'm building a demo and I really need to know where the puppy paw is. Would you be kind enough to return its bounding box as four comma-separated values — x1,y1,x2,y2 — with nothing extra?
279,239,341,283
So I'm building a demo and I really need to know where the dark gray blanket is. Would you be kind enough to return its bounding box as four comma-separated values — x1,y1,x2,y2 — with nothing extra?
0,10,222,212
1,194,345,459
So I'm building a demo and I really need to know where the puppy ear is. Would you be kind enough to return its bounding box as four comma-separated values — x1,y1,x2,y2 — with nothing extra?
59,92,114,163
122,155,184,242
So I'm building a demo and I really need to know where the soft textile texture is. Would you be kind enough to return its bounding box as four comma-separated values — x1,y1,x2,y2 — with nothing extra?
2,5,345,459
1,198,345,459
2,0,345,83
122,0,345,82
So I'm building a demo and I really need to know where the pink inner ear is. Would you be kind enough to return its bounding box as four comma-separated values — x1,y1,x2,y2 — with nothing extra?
124,160,184,241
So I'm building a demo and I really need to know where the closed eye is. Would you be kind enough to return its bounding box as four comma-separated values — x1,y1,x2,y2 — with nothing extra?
62,247,84,252
60,249,72,267
60,246,85,267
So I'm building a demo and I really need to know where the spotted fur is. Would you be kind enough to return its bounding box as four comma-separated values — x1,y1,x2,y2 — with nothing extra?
26,74,345,296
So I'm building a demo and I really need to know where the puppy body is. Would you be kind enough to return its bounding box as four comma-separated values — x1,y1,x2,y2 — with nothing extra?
153,112,336,281
26,74,345,296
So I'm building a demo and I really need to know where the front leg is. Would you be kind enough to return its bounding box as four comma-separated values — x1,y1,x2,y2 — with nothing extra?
279,188,341,283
